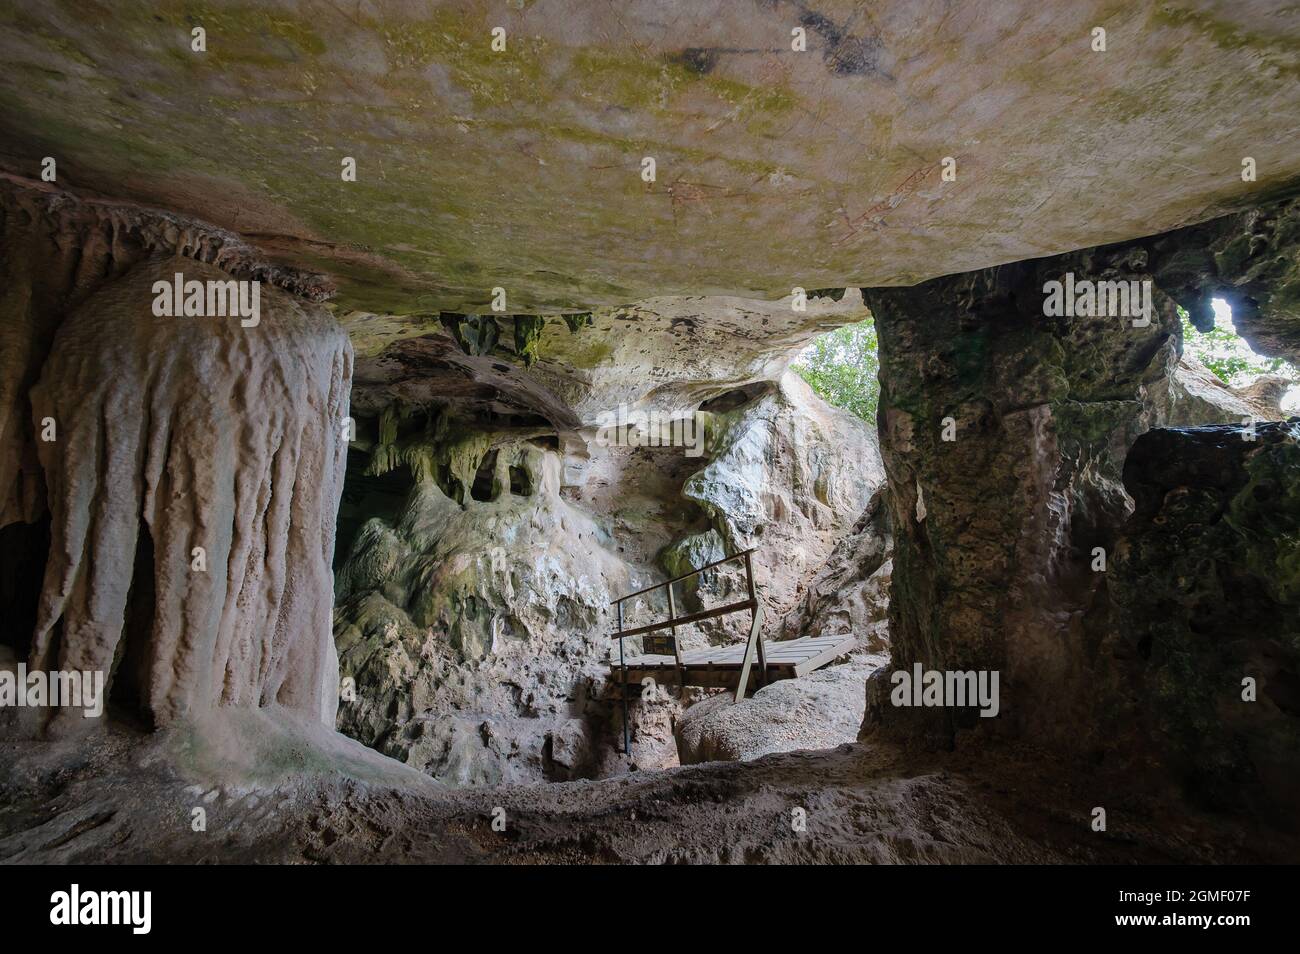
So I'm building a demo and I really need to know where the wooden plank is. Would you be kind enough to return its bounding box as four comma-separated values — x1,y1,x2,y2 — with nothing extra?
689,647,738,663
667,582,684,690
611,632,856,688
734,603,766,703
612,665,806,690
792,635,858,677
745,550,765,688
618,636,848,669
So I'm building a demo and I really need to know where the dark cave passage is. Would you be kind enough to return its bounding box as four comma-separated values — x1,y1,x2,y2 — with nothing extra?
0,515,48,660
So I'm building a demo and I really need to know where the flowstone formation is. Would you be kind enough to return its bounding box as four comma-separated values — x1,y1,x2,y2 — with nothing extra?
0,177,332,535
333,422,637,785
0,181,351,735
29,259,352,730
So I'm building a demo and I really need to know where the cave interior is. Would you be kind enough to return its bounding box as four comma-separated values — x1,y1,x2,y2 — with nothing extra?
0,0,1298,865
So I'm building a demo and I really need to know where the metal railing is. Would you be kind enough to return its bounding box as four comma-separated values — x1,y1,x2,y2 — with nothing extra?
609,548,765,754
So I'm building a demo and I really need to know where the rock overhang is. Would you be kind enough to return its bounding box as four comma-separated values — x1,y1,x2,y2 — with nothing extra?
2,0,1299,322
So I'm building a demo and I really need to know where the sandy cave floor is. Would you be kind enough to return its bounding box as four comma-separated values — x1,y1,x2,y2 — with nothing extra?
1,712,1292,865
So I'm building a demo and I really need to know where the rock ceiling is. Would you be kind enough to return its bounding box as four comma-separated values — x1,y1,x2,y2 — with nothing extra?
2,0,1298,322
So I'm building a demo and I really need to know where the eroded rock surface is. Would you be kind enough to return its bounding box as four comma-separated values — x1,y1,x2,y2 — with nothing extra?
333,434,635,785
1110,420,1300,821
862,241,1182,750
23,258,352,730
676,653,887,765
1151,198,1300,365
333,366,883,784
5,721,1291,864
1159,355,1289,425
673,473,893,768
777,487,892,647
861,194,1300,777
656,371,883,645
3,2,1300,869
4,3,1299,313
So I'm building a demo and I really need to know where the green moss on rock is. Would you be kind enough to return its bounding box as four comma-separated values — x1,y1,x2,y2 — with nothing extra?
513,314,547,367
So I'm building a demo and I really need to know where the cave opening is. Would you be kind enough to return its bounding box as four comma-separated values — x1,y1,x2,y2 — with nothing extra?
470,450,499,502
1181,298,1300,414
529,435,560,452
335,450,414,570
437,462,465,506
791,316,880,425
698,381,772,413
509,464,532,496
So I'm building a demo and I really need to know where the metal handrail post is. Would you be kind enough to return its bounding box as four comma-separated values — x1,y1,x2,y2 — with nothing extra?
618,601,629,755
666,582,685,694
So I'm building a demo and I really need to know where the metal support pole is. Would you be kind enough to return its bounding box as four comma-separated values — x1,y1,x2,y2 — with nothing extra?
666,582,685,695
617,601,629,756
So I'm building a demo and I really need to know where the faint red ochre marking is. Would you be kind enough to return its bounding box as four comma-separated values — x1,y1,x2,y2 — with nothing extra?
834,160,944,246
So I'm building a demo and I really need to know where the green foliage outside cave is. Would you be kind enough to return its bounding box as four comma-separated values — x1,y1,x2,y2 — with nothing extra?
792,318,880,423
1179,303,1298,388
796,304,1300,424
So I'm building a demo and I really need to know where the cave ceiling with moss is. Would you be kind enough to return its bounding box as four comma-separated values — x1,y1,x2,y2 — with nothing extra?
2,0,1299,325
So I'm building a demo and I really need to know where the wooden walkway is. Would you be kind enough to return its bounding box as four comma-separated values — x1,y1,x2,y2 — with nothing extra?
607,548,852,751
609,633,856,691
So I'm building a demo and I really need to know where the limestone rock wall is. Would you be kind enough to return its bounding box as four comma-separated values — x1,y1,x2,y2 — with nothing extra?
658,371,883,646
333,434,639,785
861,195,1300,759
1158,354,1289,426
675,653,888,765
1109,421,1300,823
1151,197,1300,366
333,367,884,784
862,241,1183,748
777,487,892,648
